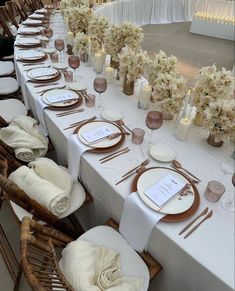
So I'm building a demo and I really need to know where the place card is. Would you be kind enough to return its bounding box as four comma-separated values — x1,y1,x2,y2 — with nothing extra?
81,126,114,143
46,92,76,104
144,174,186,208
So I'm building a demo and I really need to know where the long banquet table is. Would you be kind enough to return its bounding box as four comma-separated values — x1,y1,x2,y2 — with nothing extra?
14,11,234,291
95,0,200,26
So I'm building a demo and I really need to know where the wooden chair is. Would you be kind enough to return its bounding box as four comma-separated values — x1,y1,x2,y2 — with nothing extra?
0,12,14,38
6,1,23,27
20,217,162,291
11,0,28,21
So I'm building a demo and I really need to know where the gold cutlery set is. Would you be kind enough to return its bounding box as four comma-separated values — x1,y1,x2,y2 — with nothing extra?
99,147,130,164
179,207,213,239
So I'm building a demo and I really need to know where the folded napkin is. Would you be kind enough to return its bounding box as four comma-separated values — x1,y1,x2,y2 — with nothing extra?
29,157,74,193
60,240,143,291
18,51,44,60
119,192,165,252
16,38,40,45
30,69,57,79
0,115,48,162
9,166,70,216
18,27,40,33
68,134,90,180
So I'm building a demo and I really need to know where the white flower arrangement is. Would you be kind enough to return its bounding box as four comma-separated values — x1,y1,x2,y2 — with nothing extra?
152,72,187,116
61,0,89,11
104,22,143,62
73,32,89,55
119,47,149,82
144,50,178,86
65,6,92,33
204,98,235,142
88,15,109,53
192,64,234,113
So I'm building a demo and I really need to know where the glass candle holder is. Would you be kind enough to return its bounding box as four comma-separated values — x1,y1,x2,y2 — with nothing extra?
132,128,145,145
204,180,225,202
50,52,59,63
64,70,73,83
85,94,96,107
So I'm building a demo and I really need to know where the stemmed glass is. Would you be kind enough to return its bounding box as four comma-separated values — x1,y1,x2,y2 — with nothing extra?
145,111,163,146
93,77,107,111
221,173,235,212
68,56,80,82
54,38,65,62
43,27,53,47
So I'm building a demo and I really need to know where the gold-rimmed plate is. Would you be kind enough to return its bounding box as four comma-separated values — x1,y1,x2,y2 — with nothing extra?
131,167,200,222
27,67,60,83
41,89,82,108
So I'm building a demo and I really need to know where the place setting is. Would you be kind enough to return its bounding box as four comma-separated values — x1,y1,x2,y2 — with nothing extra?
15,37,41,49
26,67,61,83
17,27,42,36
16,50,48,63
22,19,44,27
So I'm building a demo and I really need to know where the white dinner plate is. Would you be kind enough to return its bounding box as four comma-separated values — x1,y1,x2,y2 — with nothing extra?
78,121,122,148
52,62,68,70
23,19,42,25
40,47,56,54
41,89,80,107
16,38,41,46
149,144,176,162
68,82,87,91
29,14,45,19
101,110,123,122
18,50,46,61
137,168,195,214
18,27,41,35
27,67,59,81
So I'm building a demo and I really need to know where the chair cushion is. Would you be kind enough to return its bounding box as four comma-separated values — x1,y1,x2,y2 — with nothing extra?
0,77,19,94
0,99,27,123
72,226,150,291
10,180,86,221
0,61,14,76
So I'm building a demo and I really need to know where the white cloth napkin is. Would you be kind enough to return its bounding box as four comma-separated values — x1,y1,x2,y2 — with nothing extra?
34,97,48,135
119,192,165,252
68,135,90,180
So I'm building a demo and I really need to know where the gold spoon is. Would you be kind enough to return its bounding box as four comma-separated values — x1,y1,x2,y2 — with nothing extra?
122,159,150,177
172,160,201,182
115,166,146,185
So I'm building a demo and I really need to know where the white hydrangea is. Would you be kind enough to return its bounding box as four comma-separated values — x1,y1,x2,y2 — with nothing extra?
65,6,92,34
73,32,89,55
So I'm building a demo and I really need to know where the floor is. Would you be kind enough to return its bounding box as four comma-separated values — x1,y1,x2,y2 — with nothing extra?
0,22,234,291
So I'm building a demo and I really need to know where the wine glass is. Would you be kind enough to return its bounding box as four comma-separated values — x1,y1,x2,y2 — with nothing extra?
68,56,80,82
43,27,53,47
54,38,65,62
145,111,163,146
93,77,107,111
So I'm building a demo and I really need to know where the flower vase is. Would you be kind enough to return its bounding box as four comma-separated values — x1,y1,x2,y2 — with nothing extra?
110,58,120,80
193,110,205,127
80,52,88,62
207,133,224,147
162,111,174,120
123,76,134,96
66,44,73,55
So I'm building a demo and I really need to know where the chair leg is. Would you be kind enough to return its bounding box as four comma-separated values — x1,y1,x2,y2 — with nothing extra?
13,264,22,291
67,213,84,237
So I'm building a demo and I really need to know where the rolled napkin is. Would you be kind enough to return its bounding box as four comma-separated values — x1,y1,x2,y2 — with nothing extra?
29,157,73,194
60,240,143,291
9,166,70,216
0,115,48,162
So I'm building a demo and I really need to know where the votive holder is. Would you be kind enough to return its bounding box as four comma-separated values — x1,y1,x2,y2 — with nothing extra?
85,94,96,107
132,128,145,145
50,52,59,63
64,70,73,83
204,180,225,202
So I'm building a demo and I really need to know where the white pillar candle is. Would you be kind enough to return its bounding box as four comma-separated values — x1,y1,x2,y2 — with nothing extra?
138,84,152,109
105,54,111,67
100,47,106,65
94,52,103,73
175,117,192,141
67,31,73,45
105,66,114,83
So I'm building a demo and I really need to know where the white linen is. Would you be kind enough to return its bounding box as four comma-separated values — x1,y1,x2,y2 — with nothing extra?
9,166,70,216
60,240,143,291
29,157,74,193
0,115,48,162
119,192,165,252
68,134,90,180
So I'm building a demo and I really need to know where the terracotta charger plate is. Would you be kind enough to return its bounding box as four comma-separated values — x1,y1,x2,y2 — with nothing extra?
131,167,200,222
27,68,61,83
18,31,42,36
73,120,125,154
15,43,41,49
18,54,48,63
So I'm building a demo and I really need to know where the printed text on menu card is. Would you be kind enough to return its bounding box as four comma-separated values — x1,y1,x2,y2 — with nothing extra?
144,174,186,208
82,126,114,143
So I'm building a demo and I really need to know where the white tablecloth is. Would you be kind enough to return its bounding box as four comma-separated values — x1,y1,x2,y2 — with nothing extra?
95,0,200,26
14,12,234,291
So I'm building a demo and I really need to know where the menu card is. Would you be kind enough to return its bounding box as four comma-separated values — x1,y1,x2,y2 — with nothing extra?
46,92,76,104
144,174,186,208
82,126,114,143
19,51,44,59
17,38,40,45
30,69,56,79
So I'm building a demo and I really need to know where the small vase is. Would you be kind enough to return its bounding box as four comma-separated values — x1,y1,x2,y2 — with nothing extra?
207,133,224,147
162,111,174,120
193,110,205,127
80,52,88,62
123,76,134,96
110,58,120,80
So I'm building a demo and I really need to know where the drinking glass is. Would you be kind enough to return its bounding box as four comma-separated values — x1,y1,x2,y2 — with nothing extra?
145,111,163,146
54,38,65,62
93,77,107,111
132,128,145,145
43,27,53,47
68,56,80,82
221,173,235,212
